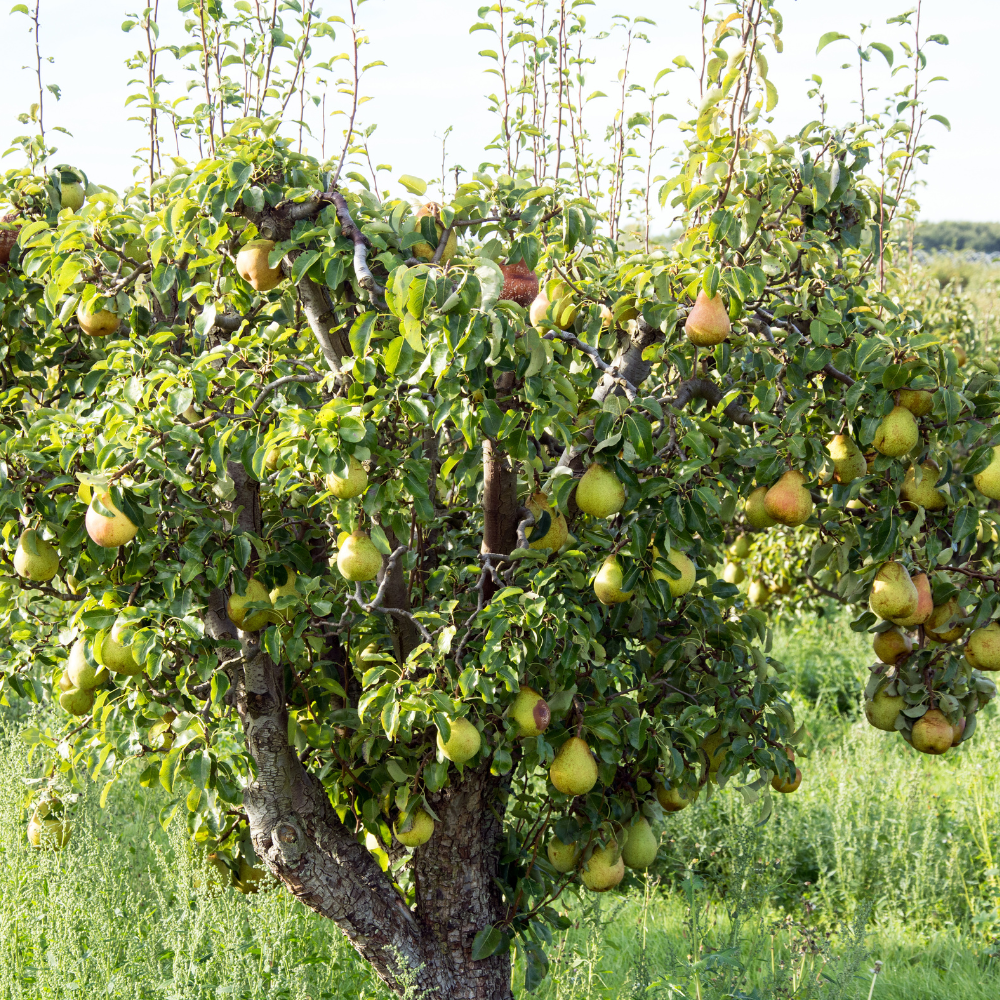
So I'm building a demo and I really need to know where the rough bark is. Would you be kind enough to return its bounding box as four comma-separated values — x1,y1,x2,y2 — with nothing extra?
378,523,423,661
481,372,520,582
209,461,510,998
592,318,663,404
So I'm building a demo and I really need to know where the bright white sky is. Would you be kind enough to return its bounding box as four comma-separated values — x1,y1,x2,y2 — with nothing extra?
1,0,995,223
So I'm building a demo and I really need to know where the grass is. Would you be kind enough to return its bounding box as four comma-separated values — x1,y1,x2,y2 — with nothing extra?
3,611,1000,998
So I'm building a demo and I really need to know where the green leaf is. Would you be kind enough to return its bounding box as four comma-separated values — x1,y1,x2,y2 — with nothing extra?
397,174,427,196
471,924,505,960
928,114,951,131
816,31,850,54
349,311,377,358
291,250,321,284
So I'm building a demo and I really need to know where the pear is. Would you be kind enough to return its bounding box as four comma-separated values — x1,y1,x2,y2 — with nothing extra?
655,781,698,813
549,736,598,795
865,685,904,731
101,618,143,676
58,686,95,716
76,302,120,336
27,816,71,849
528,293,550,328
744,486,776,530
621,815,659,870
227,577,275,631
325,457,368,499
771,767,802,793
58,670,74,692
526,492,568,551
873,406,919,457
965,622,1000,671
652,548,696,597
872,627,913,665
748,578,770,607
67,638,108,690
684,290,731,346
337,531,382,582
699,728,727,777
897,388,934,417
730,534,751,559
952,718,966,747
973,445,1000,500
901,462,947,511
764,471,814,526
723,561,745,584
394,808,435,847
61,181,85,211
547,837,581,873
86,490,138,547
977,520,1000,544
412,203,458,262
575,464,626,518
13,529,59,581
498,260,539,307
868,561,917,622
235,858,269,894
911,708,953,755
269,565,300,622
593,555,632,605
510,687,551,737
826,435,867,484
891,572,933,627
952,343,968,367
580,841,625,891
437,717,481,763
236,239,283,291
924,598,966,643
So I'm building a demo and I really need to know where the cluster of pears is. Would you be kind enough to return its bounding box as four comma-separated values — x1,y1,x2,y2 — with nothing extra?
227,565,301,630
720,532,775,607
865,559,1000,754
529,277,581,330
57,622,149,717
27,796,72,849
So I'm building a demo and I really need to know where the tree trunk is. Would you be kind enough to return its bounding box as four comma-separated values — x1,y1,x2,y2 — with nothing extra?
209,461,513,999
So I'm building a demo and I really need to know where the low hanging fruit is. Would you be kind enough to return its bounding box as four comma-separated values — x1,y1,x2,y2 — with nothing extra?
549,736,598,795
869,561,917,622
911,708,953,755
973,445,1000,500
437,717,481,763
593,554,632,605
337,531,382,582
13,529,59,581
652,548,696,597
575,464,625,518
684,289,731,346
873,405,919,457
872,627,913,665
897,387,934,417
891,571,933,627
101,618,143,675
901,461,947,511
526,492,568,551
763,471,814,526
59,686,95,716
865,683,904,731
325,457,368,499
77,301,120,337
269,565,300,622
744,486,776,530
546,837,581,873
771,767,802,793
27,813,71,849
510,687,551,737
924,598,966,643
655,780,698,812
394,808,435,847
964,623,1000,670
826,434,867,484
227,578,274,631
580,841,625,891
67,638,108,690
236,239,283,291
86,490,138,547
621,815,659,870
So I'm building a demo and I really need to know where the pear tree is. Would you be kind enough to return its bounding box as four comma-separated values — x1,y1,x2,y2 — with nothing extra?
0,2,996,997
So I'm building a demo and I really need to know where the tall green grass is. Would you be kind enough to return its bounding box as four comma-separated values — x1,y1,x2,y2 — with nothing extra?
2,613,1000,998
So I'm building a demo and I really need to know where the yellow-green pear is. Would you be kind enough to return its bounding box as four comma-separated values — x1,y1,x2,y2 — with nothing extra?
13,529,60,581
744,486,776,530
684,290,731,346
549,736,598,795
873,406,919,457
911,708,952,755
826,435,867,484
526,492,568,551
236,239,283,291
729,534,751,559
723,561,745,584
86,490,138,547
897,388,934,417
655,781,698,812
872,627,912,665
764,471,814,526
575,464,626,518
547,837,581,873
510,687,551,737
748,578,770,607
325,457,368,499
412,203,458,263
865,685,904,731
27,815,71,848
58,686,94,716
394,809,435,847
227,577,274,631
77,302,120,336
437,717,481,763
652,548,696,597
964,623,1000,670
977,520,1000,543
100,618,143,676
60,181,85,212
869,561,918,622
891,572,933,628
593,554,632,605
901,462,947,511
771,767,802,793
621,815,659,870
973,445,1000,500
699,728,727,777
529,293,550,328
337,531,382,582
924,598,965,643
581,841,625,891
67,638,108,690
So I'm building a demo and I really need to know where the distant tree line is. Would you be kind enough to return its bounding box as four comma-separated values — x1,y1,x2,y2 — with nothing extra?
912,222,1000,254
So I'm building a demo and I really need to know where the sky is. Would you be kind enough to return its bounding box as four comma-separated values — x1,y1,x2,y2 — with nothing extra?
1,0,996,223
